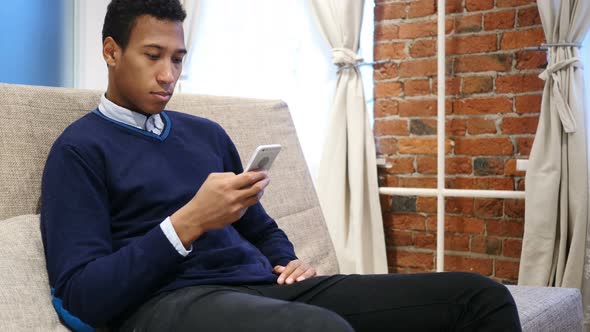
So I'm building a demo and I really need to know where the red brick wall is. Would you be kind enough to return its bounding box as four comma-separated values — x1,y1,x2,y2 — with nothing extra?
374,0,545,283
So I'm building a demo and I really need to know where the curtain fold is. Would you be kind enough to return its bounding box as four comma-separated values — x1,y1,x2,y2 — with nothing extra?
518,0,590,326
309,0,387,274
180,0,201,82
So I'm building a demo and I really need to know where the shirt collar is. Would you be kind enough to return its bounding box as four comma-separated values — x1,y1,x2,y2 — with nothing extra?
98,94,164,135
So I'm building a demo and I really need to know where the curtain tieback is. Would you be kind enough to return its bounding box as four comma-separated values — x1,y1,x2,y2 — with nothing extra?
332,48,363,72
539,57,583,134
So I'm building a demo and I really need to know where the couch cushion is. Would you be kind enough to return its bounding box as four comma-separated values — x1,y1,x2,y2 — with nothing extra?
0,83,338,275
507,285,583,332
0,214,68,331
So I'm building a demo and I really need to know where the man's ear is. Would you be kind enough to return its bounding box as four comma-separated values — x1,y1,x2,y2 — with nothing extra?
103,37,120,67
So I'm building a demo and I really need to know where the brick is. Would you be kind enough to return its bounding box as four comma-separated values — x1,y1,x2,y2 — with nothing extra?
375,81,403,99
399,20,437,39
416,156,472,174
391,196,418,213
455,54,513,73
446,34,497,55
409,0,436,18
399,176,437,188
414,232,435,249
474,198,504,217
515,94,542,114
375,42,407,61
454,177,514,190
517,178,525,191
374,62,399,80
501,28,545,50
455,137,513,155
472,236,502,255
501,116,539,134
410,119,436,135
379,193,392,210
446,157,473,174
388,249,434,269
375,24,399,41
399,99,437,117
385,157,415,174
515,50,547,70
399,138,453,154
384,175,400,187
497,74,545,93
446,197,474,214
388,213,425,230
484,10,516,30
462,76,494,94
433,216,486,234
455,14,482,34
518,6,542,27
466,0,493,11
446,0,463,14
405,79,431,96
375,2,407,21
474,157,505,175
399,18,454,39
487,219,525,237
505,159,526,176
399,59,437,78
495,260,520,280
467,117,497,135
410,39,436,58
376,137,398,155
374,99,399,118
417,196,437,213
389,266,432,274
433,78,461,96
446,234,470,251
503,239,523,258
497,0,535,8
504,199,525,218
453,97,513,115
444,255,493,275
374,119,410,136
516,137,534,156
385,229,414,246
447,118,467,136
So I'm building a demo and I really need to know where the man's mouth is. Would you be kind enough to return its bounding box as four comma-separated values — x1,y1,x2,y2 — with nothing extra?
151,91,172,102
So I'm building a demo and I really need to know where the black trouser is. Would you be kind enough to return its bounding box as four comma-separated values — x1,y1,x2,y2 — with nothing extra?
119,272,522,332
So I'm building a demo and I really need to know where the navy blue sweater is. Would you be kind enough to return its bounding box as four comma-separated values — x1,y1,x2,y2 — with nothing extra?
41,110,297,328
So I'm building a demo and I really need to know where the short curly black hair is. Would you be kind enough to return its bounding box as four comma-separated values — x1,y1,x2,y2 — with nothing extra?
102,0,187,50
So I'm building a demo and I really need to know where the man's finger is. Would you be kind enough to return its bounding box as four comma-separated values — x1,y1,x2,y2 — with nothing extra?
296,268,316,282
278,260,301,284
285,265,307,284
230,171,268,189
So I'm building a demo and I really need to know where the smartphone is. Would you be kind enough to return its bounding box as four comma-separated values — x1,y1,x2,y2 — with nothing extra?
243,144,282,172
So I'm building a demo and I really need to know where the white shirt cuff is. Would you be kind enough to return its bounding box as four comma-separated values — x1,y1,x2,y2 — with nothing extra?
160,216,192,257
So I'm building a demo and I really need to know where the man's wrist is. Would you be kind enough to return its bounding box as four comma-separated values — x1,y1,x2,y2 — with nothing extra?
170,209,204,247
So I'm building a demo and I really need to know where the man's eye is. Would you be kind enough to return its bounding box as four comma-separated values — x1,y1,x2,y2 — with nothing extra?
172,57,184,64
146,54,159,60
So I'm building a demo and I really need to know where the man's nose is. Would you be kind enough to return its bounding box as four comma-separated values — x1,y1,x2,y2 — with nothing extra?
156,62,175,85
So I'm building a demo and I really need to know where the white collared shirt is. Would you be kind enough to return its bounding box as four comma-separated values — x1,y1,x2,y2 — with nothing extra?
97,94,192,257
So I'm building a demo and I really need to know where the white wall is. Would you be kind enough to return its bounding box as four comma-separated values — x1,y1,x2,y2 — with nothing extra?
73,0,110,90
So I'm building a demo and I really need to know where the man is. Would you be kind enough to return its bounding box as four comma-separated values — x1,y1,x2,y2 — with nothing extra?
41,0,522,331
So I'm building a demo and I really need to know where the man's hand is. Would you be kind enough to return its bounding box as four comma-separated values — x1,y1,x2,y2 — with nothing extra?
273,259,317,285
170,171,269,247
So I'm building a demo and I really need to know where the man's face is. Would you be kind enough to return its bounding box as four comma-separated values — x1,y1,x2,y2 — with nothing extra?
105,15,186,114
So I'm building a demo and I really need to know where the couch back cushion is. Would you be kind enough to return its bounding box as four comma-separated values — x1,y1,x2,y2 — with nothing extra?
0,83,338,275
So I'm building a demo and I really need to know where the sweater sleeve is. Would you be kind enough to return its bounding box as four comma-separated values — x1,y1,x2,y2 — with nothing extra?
41,142,184,328
219,129,298,267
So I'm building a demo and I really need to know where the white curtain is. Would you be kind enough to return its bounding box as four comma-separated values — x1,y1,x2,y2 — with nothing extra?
309,0,387,274
180,0,201,83
518,0,590,326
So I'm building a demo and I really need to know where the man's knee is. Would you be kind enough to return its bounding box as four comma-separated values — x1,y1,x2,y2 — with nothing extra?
284,302,354,332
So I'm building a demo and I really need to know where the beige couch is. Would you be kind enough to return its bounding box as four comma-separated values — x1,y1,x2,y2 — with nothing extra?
0,83,583,331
